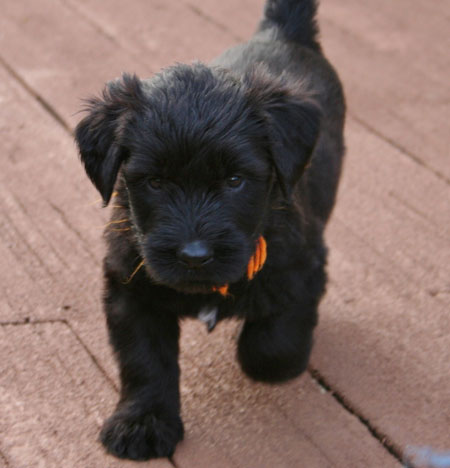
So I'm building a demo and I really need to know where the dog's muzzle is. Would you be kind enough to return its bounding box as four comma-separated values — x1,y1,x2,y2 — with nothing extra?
123,236,267,295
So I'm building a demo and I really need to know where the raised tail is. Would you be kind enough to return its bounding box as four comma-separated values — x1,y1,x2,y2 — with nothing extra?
259,0,321,52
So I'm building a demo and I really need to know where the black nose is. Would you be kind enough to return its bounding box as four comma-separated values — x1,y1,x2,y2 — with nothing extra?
178,241,213,268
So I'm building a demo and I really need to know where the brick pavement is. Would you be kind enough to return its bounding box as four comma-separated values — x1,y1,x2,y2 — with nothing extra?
0,1,448,467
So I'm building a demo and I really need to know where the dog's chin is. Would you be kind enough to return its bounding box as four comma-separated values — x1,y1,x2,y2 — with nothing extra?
170,282,220,295
145,265,243,295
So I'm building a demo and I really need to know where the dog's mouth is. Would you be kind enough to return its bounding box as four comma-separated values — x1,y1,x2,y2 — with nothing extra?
170,281,221,295
143,236,267,297
143,252,245,295
142,261,227,294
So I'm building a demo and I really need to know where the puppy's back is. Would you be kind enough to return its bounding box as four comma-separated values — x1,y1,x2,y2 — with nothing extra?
213,0,346,224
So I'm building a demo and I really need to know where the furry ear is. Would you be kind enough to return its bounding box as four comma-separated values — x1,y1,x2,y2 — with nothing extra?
74,74,145,205
245,71,321,197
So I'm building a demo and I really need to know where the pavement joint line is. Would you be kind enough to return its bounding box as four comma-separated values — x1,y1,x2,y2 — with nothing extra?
57,0,157,76
0,203,55,281
333,215,413,285
58,0,119,46
63,323,178,468
182,2,244,43
308,367,404,465
387,190,441,231
0,317,179,467
349,112,450,187
332,214,449,308
62,319,119,393
63,322,178,468
5,188,72,271
2,8,447,196
46,199,102,266
270,386,337,466
0,317,118,392
0,318,66,326
0,53,73,136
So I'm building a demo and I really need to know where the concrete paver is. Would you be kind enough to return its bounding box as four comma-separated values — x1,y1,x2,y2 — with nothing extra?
185,0,450,181
0,47,397,466
0,0,149,130
310,116,450,451
0,322,172,468
0,0,448,465
0,453,8,468
335,118,450,291
62,0,239,68
320,0,450,180
177,320,398,467
315,217,450,451
0,63,103,322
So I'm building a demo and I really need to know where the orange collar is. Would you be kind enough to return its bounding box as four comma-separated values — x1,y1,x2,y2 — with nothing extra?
211,236,267,296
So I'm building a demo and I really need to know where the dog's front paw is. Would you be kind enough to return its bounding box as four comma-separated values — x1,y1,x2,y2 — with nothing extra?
237,315,314,383
100,407,184,460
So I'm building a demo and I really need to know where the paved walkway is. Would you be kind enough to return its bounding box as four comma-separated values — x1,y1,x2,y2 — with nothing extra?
0,1,449,467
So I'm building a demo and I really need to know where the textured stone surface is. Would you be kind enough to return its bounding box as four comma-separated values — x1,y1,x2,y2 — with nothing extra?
0,0,448,466
0,323,172,468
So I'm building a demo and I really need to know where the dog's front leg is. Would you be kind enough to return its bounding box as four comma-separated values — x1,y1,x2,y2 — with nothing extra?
237,262,325,384
100,280,183,460
237,307,316,383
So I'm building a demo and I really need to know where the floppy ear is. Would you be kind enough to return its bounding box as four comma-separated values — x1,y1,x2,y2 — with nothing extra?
245,72,321,197
74,74,144,205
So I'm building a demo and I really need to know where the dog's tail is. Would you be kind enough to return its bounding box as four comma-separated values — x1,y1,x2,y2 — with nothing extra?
259,0,321,52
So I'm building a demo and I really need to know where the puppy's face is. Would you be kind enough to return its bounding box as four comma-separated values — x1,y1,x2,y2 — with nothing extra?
123,128,271,293
75,64,320,293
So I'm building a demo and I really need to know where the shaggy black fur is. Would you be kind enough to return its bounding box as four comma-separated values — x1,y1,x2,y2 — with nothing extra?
75,0,345,460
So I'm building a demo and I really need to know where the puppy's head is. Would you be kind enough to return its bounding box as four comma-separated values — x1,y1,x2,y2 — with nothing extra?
75,64,320,293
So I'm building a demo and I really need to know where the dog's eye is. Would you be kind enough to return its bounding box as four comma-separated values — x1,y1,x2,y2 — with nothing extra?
227,175,243,189
148,178,162,190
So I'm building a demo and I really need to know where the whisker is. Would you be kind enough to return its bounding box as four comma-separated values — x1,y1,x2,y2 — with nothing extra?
123,260,145,284
104,218,130,227
87,191,118,207
88,197,103,206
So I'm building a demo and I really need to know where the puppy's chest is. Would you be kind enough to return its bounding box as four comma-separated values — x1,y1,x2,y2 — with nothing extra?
196,293,249,332
197,306,219,332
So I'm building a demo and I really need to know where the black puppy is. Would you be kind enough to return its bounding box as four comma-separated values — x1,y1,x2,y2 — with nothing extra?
75,0,345,460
